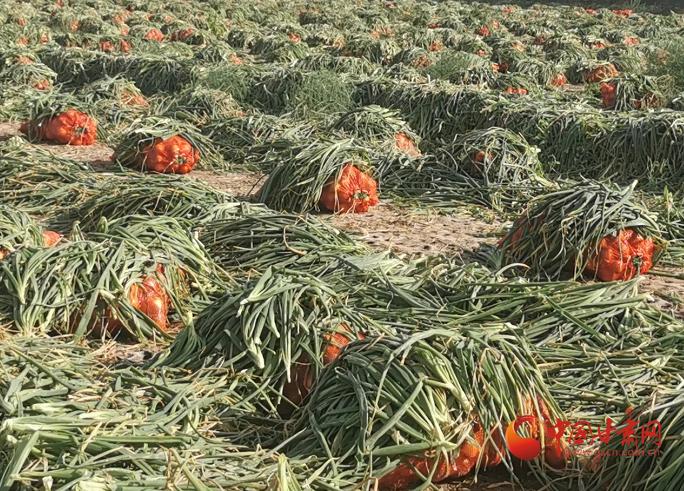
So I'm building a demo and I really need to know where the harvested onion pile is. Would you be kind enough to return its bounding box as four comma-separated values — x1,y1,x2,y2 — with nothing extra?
257,138,380,213
500,180,664,280
112,116,222,174
319,163,379,213
287,329,562,489
20,108,97,145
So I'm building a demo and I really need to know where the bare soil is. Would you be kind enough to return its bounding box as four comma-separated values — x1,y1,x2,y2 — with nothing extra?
639,268,684,318
0,122,20,140
328,204,501,257
190,169,266,197
189,168,503,258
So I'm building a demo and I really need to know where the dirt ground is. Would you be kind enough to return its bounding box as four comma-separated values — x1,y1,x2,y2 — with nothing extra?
1,120,682,320
192,168,503,258
638,270,684,317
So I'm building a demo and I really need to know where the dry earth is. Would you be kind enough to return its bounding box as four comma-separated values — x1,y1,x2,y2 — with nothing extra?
192,168,504,257
1,121,682,319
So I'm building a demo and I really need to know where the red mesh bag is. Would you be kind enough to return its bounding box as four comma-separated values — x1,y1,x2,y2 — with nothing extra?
88,265,170,338
585,229,655,282
377,420,485,490
139,135,199,174
600,82,617,108
319,164,379,213
44,109,97,145
281,325,364,412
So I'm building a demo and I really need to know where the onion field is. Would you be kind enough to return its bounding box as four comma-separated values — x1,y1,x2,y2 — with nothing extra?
1,1,683,490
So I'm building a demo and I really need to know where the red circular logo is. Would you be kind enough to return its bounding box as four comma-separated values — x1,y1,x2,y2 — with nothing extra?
505,415,542,461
